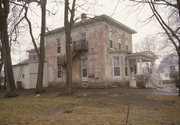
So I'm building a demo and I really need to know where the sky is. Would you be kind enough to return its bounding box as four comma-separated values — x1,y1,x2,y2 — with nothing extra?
11,0,167,64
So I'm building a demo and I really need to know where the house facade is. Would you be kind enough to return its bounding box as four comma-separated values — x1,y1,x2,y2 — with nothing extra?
12,14,159,89
45,14,159,88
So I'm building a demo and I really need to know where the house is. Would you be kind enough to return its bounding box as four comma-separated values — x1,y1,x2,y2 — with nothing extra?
158,53,178,88
12,14,159,89
45,14,159,88
12,49,48,89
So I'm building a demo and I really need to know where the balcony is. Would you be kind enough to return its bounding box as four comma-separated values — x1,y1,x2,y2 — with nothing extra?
72,39,88,53
58,40,88,67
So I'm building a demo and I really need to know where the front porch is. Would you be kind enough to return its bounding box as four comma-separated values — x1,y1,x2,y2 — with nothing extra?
128,51,160,88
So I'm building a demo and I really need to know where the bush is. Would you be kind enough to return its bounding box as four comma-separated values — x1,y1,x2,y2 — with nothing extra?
170,72,179,88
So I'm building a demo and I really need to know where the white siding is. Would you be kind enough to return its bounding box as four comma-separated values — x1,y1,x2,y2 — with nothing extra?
13,62,48,89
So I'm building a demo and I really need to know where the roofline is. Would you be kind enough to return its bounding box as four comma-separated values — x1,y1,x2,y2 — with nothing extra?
128,51,158,59
45,14,137,36
13,63,29,67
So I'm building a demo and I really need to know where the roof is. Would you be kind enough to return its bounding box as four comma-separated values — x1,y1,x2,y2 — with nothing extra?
13,59,29,66
26,48,39,53
128,51,158,61
45,14,137,36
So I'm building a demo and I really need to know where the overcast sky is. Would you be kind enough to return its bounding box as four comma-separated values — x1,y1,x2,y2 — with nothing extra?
11,0,166,64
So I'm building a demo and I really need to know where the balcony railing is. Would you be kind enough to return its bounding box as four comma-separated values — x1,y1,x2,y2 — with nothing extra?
58,39,88,67
72,39,88,53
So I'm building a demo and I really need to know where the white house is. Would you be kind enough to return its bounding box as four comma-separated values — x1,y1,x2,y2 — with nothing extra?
158,53,178,87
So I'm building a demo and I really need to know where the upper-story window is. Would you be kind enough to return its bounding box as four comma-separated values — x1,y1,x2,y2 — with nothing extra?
125,37,128,50
170,66,175,72
81,33,86,41
29,52,37,62
33,54,36,61
113,56,120,76
109,31,113,48
56,38,61,53
118,34,121,49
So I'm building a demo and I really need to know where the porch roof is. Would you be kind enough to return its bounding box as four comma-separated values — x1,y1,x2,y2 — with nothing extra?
128,51,158,62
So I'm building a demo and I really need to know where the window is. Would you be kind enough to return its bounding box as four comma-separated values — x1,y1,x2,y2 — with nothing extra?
131,67,133,72
57,57,61,78
57,38,61,53
81,33,86,41
109,31,113,48
72,41,76,52
165,74,167,77
134,65,137,74
125,37,128,50
113,57,120,76
118,34,121,49
81,58,87,77
33,55,36,61
125,57,128,76
170,66,175,72
22,74,25,78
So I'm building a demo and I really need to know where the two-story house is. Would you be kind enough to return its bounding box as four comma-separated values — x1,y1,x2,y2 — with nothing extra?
45,14,158,88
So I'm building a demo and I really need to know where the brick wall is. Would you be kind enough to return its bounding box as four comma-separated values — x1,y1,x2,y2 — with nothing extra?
45,21,133,87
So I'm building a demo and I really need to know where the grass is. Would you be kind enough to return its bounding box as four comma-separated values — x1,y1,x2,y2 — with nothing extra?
0,88,180,125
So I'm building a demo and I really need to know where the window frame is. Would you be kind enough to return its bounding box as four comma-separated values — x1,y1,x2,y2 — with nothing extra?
118,34,122,49
81,33,86,41
109,31,113,48
56,38,61,53
134,64,137,74
125,37,128,50
81,58,88,78
125,57,128,76
57,57,61,78
113,56,120,77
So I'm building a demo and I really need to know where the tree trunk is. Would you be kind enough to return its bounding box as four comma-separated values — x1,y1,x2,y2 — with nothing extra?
0,0,17,97
64,0,73,95
0,61,3,89
36,0,47,93
178,51,180,96
65,29,73,95
177,0,180,18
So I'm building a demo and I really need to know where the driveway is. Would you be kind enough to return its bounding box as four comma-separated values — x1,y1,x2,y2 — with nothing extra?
75,87,179,96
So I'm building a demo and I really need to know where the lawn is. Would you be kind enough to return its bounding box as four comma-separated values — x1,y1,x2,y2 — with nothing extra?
0,88,180,125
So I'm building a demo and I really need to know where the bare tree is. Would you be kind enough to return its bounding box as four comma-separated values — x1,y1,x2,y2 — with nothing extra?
135,35,168,56
0,0,17,97
64,0,76,95
36,0,47,93
0,39,3,89
130,0,180,96
17,0,47,93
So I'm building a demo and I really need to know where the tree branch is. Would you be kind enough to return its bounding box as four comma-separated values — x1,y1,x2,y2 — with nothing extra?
24,6,40,57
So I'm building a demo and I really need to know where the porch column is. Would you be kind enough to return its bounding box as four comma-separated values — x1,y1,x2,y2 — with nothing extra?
151,61,155,74
136,58,138,74
139,58,143,74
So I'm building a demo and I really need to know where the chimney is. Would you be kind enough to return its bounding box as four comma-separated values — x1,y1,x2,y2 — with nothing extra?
81,13,87,21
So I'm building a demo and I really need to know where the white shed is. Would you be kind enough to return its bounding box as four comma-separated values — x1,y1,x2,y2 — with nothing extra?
13,49,48,89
